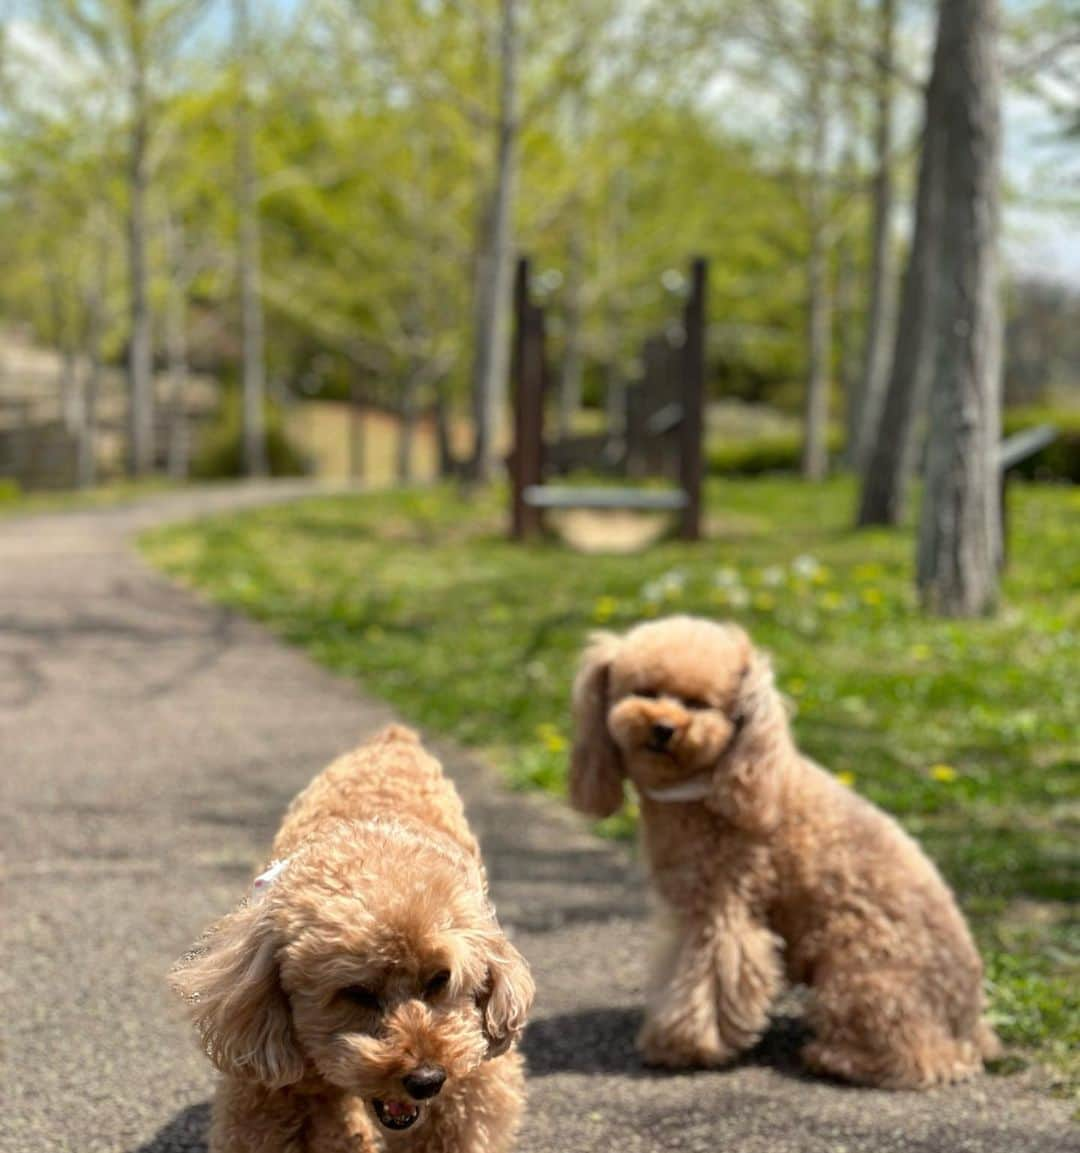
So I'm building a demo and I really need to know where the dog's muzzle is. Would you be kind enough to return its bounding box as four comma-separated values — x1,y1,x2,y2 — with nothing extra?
646,722,679,755
372,1065,446,1133
373,1098,422,1132
402,1066,446,1100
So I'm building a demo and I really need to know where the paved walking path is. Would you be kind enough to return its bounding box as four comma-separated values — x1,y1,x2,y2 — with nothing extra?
2,485,1075,1153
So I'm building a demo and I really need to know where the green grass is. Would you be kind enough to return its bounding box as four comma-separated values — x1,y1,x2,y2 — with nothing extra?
0,477,178,518
141,477,1079,1092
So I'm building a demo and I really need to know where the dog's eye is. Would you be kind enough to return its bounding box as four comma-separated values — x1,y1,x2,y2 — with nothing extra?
340,985,381,1012
423,970,451,1000
636,688,659,699
684,698,711,711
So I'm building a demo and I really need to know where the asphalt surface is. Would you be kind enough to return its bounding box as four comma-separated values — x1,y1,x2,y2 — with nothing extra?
1,483,1076,1153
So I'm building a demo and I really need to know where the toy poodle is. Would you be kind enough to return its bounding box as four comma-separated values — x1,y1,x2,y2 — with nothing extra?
172,725,535,1151
569,615,999,1089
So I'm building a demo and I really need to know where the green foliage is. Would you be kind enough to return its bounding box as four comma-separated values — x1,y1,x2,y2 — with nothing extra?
1003,407,1080,483
0,0,841,419
191,395,310,480
707,428,845,476
142,477,1079,1081
0,478,177,518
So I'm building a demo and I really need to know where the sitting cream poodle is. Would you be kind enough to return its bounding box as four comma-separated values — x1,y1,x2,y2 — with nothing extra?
172,725,534,1152
569,615,999,1089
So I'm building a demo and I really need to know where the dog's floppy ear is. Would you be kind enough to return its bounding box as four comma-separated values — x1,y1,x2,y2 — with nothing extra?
169,898,305,1088
569,631,625,818
477,930,535,1059
708,648,790,835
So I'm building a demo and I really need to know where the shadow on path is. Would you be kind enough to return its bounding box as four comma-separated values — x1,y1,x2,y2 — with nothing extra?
523,1006,814,1081
131,1102,209,1153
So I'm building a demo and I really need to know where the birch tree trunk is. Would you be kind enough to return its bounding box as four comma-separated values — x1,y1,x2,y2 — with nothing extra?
468,0,517,483
850,0,896,470
164,212,190,480
397,371,417,483
48,267,80,437
235,0,268,477
434,381,456,478
78,226,109,490
603,167,629,452
801,7,832,482
557,209,585,442
127,0,153,476
916,0,1003,617
857,82,945,527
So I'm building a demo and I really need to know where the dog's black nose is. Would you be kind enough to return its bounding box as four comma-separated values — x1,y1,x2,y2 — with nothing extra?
402,1066,447,1100
651,722,676,747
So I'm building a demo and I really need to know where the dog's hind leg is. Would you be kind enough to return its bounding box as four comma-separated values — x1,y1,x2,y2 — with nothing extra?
638,904,782,1069
803,971,986,1089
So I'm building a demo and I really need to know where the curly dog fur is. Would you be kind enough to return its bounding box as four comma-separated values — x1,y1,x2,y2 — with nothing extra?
172,725,534,1152
569,615,999,1089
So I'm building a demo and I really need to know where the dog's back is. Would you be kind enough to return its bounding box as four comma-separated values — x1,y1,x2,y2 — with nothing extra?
272,724,481,864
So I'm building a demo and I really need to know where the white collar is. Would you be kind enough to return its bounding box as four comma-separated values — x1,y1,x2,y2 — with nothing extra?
251,857,291,899
641,772,712,803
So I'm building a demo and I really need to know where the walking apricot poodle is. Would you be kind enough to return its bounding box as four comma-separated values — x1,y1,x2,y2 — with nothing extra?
172,725,534,1151
569,615,999,1089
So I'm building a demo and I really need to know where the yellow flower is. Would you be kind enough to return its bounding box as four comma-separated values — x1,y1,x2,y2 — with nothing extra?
929,763,958,783
535,723,567,753
854,563,883,582
861,588,883,606
835,771,856,788
811,567,832,585
752,592,775,612
593,595,618,623
821,591,844,610
909,643,932,661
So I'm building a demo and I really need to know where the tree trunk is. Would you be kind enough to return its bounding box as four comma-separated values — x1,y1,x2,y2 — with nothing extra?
801,11,832,482
857,94,945,528
603,167,629,455
850,0,896,471
164,213,190,480
468,0,518,483
434,382,456,478
834,161,860,446
916,0,1003,617
127,0,153,476
397,372,417,483
78,232,108,490
349,377,365,482
557,210,585,442
235,0,268,477
49,268,81,437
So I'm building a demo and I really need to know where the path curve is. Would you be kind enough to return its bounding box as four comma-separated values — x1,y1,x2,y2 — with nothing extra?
1,483,1075,1153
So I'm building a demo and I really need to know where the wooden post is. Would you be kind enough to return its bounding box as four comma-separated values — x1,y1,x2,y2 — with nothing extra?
679,257,706,541
510,258,545,539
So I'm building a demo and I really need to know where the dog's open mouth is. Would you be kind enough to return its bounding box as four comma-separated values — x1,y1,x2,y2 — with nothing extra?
373,1099,421,1132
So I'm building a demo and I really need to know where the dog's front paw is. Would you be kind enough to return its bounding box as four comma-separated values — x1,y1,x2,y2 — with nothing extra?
637,1019,734,1070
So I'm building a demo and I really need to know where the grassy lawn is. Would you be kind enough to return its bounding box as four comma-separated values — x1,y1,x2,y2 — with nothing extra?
0,477,178,518
141,477,1079,1092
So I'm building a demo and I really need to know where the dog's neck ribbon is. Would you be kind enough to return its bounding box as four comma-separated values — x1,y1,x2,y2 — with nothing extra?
641,772,712,803
252,857,291,899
